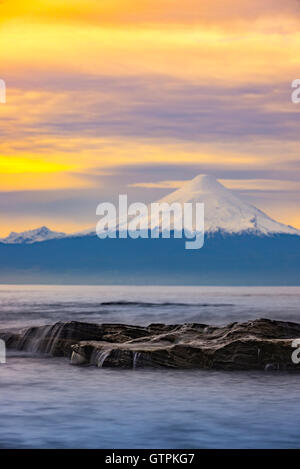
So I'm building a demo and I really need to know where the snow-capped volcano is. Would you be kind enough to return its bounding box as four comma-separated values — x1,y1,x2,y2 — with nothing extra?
0,226,66,244
1,175,299,244
94,174,299,237
156,174,299,235
1,175,300,285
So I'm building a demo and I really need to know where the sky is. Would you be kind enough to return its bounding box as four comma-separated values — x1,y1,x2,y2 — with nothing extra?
0,0,300,236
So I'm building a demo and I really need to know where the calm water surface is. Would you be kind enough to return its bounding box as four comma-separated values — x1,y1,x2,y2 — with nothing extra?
0,285,299,448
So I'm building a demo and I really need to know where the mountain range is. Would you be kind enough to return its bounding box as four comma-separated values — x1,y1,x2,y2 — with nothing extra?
0,175,299,285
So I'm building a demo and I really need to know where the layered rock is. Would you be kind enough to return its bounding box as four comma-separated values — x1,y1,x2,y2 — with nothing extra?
1,318,300,371
0,321,153,356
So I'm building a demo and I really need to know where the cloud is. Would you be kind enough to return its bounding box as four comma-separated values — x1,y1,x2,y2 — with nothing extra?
129,180,185,189
129,177,300,192
220,179,300,191
1,1,299,28
1,77,299,153
0,0,300,231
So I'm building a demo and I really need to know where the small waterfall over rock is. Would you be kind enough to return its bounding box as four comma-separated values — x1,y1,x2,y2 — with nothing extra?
98,350,112,368
133,352,141,369
4,321,110,357
90,348,112,368
16,322,67,355
89,347,143,368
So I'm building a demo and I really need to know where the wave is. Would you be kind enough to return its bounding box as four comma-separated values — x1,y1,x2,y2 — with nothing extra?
99,301,234,308
2,301,234,309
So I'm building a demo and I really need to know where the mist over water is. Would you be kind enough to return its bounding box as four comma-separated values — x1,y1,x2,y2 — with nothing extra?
0,285,300,449
1,284,300,330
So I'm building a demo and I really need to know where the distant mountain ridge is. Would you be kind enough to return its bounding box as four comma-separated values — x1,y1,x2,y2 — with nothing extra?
0,231,300,285
0,174,300,285
0,226,66,244
1,175,299,244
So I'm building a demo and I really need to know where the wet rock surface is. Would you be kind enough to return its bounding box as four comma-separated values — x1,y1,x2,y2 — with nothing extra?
1,318,300,370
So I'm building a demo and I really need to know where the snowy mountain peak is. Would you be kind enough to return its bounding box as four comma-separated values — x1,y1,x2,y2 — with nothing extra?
165,174,233,203
180,174,224,192
158,174,300,236
0,226,66,244
1,175,299,243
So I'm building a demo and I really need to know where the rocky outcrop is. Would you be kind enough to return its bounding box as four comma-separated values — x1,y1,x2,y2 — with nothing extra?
0,321,154,356
1,318,300,371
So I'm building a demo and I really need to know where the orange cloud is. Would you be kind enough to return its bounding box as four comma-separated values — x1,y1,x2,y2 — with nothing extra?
0,172,93,191
0,0,299,230
1,20,300,85
1,0,299,29
0,156,70,174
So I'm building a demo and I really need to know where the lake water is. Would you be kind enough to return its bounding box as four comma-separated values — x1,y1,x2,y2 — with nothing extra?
0,285,300,448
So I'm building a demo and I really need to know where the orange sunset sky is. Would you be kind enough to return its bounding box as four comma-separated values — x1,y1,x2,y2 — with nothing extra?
0,0,300,236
